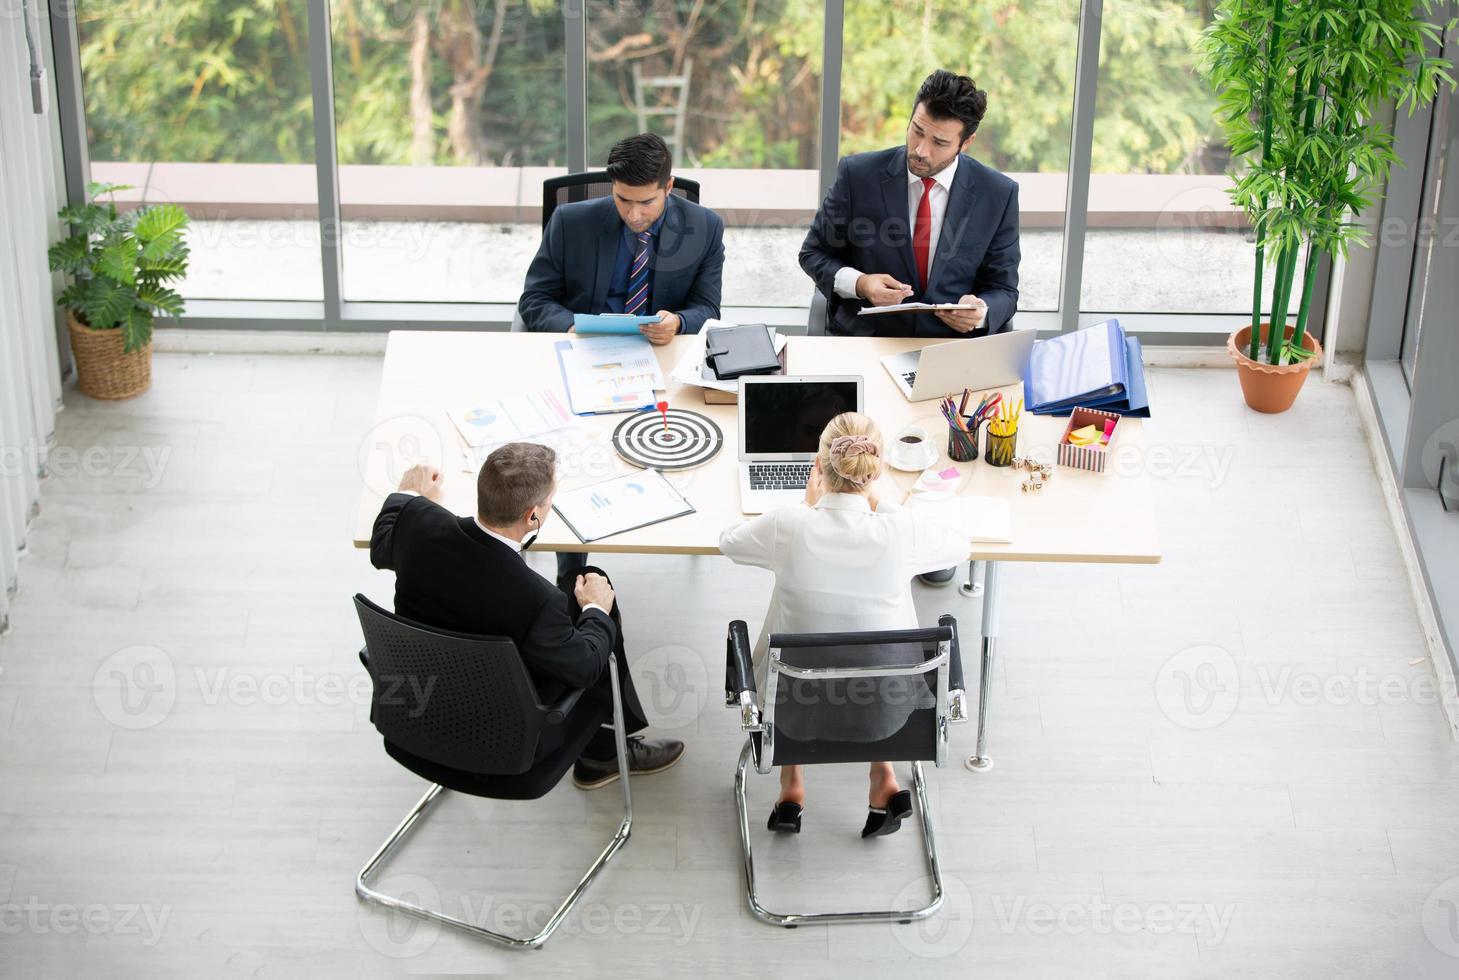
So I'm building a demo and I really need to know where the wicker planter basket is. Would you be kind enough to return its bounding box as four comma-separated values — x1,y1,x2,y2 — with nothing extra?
68,311,151,400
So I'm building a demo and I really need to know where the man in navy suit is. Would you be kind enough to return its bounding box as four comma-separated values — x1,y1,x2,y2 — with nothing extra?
517,132,725,580
517,132,725,343
800,69,1020,338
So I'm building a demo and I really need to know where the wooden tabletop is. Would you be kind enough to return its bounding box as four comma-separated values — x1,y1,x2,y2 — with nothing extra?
353,332,1161,564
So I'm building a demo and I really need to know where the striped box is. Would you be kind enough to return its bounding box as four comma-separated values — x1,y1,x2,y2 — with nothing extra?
1057,406,1121,473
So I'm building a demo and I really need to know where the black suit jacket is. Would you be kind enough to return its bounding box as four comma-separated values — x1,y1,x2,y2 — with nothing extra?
799,146,1020,338
369,493,613,703
517,194,725,335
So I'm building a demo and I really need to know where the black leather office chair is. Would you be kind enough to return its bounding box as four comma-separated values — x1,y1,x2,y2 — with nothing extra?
510,171,703,332
724,615,969,928
540,170,701,230
351,594,632,949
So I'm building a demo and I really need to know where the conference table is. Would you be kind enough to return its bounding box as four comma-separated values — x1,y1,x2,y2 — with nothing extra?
352,331,1162,771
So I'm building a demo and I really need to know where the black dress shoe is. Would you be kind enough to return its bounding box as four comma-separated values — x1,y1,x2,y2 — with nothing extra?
766,801,803,834
861,789,913,838
572,735,685,789
917,566,957,587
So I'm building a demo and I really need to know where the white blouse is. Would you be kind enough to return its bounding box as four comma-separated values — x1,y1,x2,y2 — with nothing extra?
719,492,971,694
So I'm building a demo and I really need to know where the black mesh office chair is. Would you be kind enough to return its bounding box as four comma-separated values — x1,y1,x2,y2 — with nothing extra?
724,615,970,928
510,171,704,332
351,594,632,949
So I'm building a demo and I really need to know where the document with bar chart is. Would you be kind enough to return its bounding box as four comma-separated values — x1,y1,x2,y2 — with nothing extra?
551,469,695,543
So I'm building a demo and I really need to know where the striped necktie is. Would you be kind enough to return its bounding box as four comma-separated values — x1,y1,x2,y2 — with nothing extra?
625,231,652,316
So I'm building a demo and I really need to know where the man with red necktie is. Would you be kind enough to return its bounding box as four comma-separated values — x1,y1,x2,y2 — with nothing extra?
800,70,1021,339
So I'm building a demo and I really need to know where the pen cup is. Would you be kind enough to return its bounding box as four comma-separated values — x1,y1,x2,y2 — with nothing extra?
947,419,980,463
985,423,1018,467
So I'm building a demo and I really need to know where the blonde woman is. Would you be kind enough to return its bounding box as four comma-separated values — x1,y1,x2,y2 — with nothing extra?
719,412,970,837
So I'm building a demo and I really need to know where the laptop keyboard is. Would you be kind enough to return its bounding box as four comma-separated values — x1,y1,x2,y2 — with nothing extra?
901,370,917,386
748,462,812,491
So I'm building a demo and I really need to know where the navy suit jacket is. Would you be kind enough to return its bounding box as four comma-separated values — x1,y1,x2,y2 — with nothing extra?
517,194,725,335
799,147,1020,338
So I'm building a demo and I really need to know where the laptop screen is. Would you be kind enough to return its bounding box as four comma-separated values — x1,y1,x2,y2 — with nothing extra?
743,379,861,455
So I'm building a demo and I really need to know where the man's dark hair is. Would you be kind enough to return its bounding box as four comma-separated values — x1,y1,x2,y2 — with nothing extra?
605,132,673,188
913,69,988,141
477,442,557,526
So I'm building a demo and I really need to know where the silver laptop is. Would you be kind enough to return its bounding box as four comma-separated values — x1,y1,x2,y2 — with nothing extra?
879,329,1036,401
738,375,864,514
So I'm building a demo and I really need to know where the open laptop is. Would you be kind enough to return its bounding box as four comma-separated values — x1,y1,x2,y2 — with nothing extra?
738,375,864,514
879,329,1036,401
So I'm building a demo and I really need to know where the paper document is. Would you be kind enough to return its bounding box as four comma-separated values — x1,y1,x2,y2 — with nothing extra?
556,336,663,415
908,494,1013,543
552,469,695,543
574,313,660,335
858,301,988,316
446,391,574,449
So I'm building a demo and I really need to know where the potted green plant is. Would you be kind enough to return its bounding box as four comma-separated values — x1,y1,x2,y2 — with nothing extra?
1202,0,1454,413
47,181,189,400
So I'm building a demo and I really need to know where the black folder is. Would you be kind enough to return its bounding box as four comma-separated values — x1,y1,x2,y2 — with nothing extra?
704,324,780,380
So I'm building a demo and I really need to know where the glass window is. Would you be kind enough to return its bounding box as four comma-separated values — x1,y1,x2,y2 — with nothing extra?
586,0,823,308
1078,0,1299,321
330,0,566,303
837,0,1080,314
77,0,323,301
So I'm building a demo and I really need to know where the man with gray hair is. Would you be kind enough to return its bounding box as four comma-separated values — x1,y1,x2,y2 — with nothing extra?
369,442,685,788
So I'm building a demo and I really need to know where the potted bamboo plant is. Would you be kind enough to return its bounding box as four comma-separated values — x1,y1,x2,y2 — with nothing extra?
48,182,189,400
1202,0,1454,413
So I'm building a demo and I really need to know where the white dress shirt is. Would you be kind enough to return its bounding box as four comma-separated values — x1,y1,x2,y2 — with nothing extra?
832,155,959,299
718,492,970,703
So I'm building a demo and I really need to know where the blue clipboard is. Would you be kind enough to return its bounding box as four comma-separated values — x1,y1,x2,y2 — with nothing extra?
573,314,660,336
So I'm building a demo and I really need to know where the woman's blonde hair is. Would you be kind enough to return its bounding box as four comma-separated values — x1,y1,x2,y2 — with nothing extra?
817,412,884,494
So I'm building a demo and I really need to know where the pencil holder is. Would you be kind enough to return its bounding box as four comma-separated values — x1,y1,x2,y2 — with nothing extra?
985,424,1018,467
947,419,980,462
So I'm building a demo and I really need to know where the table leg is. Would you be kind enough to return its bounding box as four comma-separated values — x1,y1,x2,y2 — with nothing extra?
958,559,984,597
965,559,999,773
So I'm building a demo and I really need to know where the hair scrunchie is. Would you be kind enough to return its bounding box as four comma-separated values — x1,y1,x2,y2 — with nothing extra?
828,434,881,486
829,434,880,459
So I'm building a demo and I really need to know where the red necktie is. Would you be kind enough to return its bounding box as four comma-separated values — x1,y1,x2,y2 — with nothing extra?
913,176,935,290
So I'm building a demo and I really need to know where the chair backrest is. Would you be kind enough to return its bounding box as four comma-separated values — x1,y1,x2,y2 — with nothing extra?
352,594,549,776
540,171,702,230
762,624,953,768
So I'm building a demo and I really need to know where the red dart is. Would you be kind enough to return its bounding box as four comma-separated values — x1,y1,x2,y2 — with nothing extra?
656,400,669,432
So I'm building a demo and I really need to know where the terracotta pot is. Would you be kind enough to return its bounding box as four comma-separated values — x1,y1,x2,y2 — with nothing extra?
67,310,151,400
1226,322,1321,414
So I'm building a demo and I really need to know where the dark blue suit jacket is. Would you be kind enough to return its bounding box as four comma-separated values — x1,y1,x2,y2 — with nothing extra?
517,194,725,335
799,147,1020,338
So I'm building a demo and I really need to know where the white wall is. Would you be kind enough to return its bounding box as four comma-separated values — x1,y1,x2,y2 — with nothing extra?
0,3,65,629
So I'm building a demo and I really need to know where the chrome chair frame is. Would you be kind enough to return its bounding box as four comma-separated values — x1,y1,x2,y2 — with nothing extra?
725,619,969,927
355,658,633,950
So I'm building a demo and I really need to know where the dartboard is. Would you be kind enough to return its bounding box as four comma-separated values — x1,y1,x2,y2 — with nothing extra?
612,409,724,470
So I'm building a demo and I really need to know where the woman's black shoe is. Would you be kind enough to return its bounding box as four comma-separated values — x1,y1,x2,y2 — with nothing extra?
767,801,803,834
861,789,913,838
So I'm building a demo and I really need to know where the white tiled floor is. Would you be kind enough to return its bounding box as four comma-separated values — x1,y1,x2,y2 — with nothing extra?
1,353,1457,978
